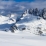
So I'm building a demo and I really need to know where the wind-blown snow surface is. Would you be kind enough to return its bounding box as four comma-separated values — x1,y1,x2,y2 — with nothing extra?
0,31,46,46
16,13,46,34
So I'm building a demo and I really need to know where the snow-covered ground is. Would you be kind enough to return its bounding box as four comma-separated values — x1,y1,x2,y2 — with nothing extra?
0,31,46,46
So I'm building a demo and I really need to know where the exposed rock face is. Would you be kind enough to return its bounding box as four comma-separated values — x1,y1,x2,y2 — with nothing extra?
28,8,39,15
28,8,33,14
26,8,46,19
36,27,43,35
18,25,26,31
42,8,46,19
10,25,17,33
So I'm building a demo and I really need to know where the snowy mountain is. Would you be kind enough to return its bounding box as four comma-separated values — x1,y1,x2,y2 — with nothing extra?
0,8,46,35
9,8,46,35
0,8,46,46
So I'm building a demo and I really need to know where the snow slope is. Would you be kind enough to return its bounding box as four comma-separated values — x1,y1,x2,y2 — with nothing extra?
0,31,46,46
16,13,46,34
0,14,17,30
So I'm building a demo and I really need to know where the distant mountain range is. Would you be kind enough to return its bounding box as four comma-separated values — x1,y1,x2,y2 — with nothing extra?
0,8,46,35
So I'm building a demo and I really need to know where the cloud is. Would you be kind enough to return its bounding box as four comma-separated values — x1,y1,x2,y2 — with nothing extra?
0,1,46,9
34,0,46,1
0,1,46,15
29,1,46,9
0,0,15,1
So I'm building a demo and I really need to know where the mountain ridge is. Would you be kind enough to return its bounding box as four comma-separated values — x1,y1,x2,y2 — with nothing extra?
0,8,46,35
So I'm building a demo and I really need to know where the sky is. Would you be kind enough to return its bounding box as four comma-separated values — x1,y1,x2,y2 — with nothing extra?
0,0,46,15
15,0,34,2
1,0,34,2
0,0,46,2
